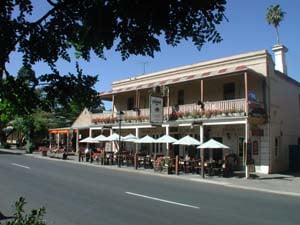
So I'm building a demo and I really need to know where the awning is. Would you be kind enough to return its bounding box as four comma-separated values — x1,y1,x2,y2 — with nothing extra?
99,65,249,99
49,128,77,134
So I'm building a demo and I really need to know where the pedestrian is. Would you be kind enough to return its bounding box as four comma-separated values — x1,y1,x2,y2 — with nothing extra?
85,147,90,162
78,148,84,162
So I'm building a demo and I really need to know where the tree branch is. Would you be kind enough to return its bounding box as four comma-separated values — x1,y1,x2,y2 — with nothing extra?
46,0,57,7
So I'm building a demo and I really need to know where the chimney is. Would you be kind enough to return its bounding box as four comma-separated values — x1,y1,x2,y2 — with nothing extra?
272,44,288,74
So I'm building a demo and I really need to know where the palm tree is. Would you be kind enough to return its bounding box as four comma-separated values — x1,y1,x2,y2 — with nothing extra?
266,4,285,44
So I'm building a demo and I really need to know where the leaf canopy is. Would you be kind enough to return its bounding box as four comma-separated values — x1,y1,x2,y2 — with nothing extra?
1,0,227,75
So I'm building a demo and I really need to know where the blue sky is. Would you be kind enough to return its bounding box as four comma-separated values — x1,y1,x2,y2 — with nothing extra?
6,0,300,109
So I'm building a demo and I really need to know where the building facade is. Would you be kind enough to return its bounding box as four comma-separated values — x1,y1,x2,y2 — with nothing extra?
72,45,300,174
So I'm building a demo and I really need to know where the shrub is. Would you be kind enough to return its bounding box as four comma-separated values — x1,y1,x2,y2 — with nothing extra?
1,197,46,225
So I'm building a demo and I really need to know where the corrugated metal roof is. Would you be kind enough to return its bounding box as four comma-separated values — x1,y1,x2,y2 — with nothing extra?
99,65,249,98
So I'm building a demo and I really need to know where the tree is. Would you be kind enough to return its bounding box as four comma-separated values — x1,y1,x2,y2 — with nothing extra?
11,117,26,146
1,0,227,78
1,0,227,148
1,64,101,149
17,65,38,87
0,65,41,147
266,4,285,44
39,63,103,122
0,75,39,147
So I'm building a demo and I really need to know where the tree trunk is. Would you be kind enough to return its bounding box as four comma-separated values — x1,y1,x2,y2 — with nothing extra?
275,26,280,44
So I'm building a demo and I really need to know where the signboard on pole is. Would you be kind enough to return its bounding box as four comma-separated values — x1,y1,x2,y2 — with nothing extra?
150,95,163,126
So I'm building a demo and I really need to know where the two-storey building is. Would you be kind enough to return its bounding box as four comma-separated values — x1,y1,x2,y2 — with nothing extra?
71,44,300,174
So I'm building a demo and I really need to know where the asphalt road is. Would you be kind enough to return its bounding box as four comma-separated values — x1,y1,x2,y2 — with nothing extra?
0,152,300,225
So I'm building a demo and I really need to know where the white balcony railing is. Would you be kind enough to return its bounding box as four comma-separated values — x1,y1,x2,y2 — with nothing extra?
123,99,246,118
91,99,248,124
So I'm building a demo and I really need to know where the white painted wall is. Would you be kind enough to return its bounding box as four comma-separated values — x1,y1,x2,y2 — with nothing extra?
268,66,300,172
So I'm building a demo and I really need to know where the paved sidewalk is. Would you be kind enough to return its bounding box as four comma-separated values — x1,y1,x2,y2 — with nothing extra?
2,148,300,197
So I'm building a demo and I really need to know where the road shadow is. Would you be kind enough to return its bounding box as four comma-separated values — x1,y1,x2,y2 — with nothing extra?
0,211,15,221
256,176,294,181
229,171,297,181
0,151,22,155
281,171,300,178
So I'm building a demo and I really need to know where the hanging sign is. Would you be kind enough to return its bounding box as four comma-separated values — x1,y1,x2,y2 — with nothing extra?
150,95,163,126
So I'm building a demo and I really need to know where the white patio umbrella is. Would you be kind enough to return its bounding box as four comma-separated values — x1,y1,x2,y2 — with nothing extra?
106,133,123,141
173,135,201,146
196,138,229,179
197,138,229,149
79,136,98,143
155,134,178,156
134,135,156,143
155,134,178,143
122,133,138,142
94,134,108,142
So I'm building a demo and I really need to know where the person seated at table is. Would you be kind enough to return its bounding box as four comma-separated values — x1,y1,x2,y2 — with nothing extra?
184,154,190,161
184,154,191,173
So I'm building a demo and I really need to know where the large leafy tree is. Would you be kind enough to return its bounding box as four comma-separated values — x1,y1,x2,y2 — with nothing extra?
266,4,285,44
1,0,227,147
1,0,227,77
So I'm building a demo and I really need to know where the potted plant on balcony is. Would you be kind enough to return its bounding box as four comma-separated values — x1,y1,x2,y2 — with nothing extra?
136,115,147,122
204,109,212,118
176,111,184,119
183,111,192,119
124,115,134,123
227,108,236,117
237,109,245,116
222,109,229,117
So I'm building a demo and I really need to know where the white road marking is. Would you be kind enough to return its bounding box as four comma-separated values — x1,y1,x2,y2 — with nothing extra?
11,163,30,169
125,191,199,209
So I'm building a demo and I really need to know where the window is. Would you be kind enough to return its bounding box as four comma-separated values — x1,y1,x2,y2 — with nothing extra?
223,83,235,100
177,89,184,105
127,97,134,110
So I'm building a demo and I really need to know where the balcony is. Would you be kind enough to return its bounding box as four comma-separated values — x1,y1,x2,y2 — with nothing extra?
91,99,250,125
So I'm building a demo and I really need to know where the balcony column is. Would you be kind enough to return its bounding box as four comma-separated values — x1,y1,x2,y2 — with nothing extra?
167,86,170,118
135,127,139,153
135,90,140,112
134,127,140,170
244,72,248,114
112,95,115,116
200,123,204,178
166,125,170,156
244,71,250,177
245,121,250,179
200,80,204,102
199,124,204,144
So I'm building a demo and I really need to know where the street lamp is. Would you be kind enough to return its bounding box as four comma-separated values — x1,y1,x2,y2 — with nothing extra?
117,111,124,167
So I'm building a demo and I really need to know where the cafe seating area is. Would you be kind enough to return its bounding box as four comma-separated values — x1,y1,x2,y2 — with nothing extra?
74,146,240,177
75,135,240,178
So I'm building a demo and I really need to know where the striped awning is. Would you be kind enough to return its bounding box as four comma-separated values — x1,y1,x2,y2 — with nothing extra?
99,65,248,97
